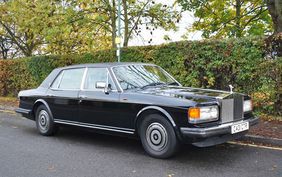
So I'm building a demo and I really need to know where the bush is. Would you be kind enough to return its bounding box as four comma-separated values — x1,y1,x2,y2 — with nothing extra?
0,36,280,115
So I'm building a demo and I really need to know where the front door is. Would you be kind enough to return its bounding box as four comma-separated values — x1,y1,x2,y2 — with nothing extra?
78,67,131,129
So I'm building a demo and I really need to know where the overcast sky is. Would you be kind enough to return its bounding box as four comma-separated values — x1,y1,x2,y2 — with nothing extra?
128,1,202,46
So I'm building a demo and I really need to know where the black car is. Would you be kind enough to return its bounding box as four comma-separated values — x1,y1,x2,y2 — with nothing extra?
16,62,258,158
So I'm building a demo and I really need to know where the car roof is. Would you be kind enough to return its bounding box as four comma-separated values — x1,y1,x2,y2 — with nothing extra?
59,62,155,70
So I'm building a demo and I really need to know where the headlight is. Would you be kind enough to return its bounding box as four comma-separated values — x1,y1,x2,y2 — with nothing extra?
243,100,252,112
188,106,219,124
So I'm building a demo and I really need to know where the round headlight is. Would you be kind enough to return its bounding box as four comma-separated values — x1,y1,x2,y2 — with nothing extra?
243,100,252,112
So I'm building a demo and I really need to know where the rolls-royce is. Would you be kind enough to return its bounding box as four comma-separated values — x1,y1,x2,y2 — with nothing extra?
16,62,258,158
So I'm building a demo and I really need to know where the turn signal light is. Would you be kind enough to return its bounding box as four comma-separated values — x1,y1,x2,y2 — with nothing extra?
188,107,200,119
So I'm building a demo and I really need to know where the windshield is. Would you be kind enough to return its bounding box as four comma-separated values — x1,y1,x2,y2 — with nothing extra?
112,65,178,90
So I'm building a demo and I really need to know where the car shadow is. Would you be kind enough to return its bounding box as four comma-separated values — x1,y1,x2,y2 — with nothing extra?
50,126,246,165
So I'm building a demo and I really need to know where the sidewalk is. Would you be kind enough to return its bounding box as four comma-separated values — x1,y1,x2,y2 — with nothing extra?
238,118,282,147
1,97,281,147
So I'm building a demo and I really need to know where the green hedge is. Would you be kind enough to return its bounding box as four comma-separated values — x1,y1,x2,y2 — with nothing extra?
0,36,281,115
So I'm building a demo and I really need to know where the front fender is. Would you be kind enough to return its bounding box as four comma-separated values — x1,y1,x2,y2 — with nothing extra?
135,106,176,127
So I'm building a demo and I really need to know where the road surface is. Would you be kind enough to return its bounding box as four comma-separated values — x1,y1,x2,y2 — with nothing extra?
0,111,281,177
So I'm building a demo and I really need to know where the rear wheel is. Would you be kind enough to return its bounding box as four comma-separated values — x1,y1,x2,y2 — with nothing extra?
139,114,179,158
35,105,58,136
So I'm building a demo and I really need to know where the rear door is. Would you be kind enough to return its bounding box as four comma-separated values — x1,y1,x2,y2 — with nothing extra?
46,67,85,122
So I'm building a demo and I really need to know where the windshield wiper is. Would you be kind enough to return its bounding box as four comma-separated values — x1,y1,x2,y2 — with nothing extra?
141,82,165,89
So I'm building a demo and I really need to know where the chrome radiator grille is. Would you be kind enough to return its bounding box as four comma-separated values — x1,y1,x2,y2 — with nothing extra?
221,94,244,123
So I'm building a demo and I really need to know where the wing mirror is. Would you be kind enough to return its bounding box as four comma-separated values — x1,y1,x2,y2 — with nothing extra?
96,81,111,94
96,81,106,89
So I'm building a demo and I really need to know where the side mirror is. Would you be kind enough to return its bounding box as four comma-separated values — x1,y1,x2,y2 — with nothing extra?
96,81,106,89
96,81,111,94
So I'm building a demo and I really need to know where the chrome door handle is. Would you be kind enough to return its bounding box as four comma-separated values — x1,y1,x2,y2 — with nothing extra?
79,95,87,103
47,94,54,97
79,95,88,99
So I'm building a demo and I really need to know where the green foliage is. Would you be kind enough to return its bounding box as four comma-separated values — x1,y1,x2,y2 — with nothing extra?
0,0,180,58
178,0,272,38
0,36,280,115
183,37,265,93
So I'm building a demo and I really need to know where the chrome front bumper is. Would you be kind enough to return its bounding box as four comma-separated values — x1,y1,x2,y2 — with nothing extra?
180,117,259,139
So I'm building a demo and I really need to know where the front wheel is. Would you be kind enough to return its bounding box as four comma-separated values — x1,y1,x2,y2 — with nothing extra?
35,105,58,136
139,114,179,159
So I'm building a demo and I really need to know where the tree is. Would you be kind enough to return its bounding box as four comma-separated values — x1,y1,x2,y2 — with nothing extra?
265,0,282,115
73,0,180,47
177,0,272,38
0,0,53,57
267,0,282,33
0,27,12,59
0,0,180,57
42,2,112,55
0,0,112,56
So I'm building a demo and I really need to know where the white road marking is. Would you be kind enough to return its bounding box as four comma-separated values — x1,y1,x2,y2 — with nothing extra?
228,141,282,151
0,110,16,114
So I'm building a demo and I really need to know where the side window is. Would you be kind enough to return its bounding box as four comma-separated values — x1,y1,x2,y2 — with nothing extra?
84,68,116,90
54,68,85,89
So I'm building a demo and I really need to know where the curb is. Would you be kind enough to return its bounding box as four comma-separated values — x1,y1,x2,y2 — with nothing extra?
0,105,16,112
239,134,282,147
1,105,281,147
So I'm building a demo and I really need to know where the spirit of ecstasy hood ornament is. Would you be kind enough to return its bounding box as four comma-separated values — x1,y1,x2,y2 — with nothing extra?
228,85,234,94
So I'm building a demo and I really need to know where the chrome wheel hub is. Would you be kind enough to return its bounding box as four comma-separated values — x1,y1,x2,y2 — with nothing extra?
38,110,49,132
146,123,168,151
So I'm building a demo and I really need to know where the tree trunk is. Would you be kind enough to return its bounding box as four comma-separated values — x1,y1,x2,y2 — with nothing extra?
275,65,282,115
235,0,242,37
266,0,282,115
267,0,282,33
122,0,129,47
110,0,117,48
1,49,8,59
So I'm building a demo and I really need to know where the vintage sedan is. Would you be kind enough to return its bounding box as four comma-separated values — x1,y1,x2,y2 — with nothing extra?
16,62,258,158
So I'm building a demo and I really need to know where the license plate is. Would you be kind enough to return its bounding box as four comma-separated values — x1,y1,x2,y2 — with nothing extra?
231,122,249,134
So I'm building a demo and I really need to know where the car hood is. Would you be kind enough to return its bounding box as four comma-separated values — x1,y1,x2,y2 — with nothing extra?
134,86,231,103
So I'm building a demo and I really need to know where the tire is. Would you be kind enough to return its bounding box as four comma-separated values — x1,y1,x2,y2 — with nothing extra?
139,114,179,159
35,105,58,136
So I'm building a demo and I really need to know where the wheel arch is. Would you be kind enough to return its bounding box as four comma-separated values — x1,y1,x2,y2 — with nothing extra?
32,99,53,120
135,106,176,134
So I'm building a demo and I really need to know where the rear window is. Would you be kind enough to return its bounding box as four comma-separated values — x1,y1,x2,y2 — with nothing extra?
51,68,85,89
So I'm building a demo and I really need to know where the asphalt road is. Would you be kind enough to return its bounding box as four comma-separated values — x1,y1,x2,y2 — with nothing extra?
0,111,281,177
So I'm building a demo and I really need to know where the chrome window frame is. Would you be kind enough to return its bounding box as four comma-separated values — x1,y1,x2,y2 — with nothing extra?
50,70,65,89
50,67,86,91
81,67,118,92
48,63,180,93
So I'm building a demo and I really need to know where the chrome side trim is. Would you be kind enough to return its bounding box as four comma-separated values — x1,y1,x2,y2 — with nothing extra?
54,119,135,134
